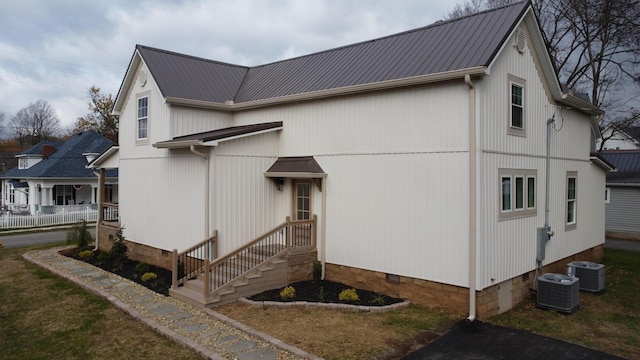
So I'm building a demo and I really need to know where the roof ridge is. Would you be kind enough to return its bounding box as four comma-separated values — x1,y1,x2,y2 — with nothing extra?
247,1,527,71
136,44,250,70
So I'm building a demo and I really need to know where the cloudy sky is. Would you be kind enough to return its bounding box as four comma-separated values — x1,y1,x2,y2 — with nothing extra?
0,0,461,131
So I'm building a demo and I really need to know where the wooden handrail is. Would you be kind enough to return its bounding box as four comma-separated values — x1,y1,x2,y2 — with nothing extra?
171,230,218,289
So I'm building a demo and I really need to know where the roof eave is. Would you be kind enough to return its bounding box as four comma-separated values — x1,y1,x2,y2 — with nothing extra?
558,94,604,117
153,139,204,149
166,66,488,112
590,155,616,171
264,172,327,179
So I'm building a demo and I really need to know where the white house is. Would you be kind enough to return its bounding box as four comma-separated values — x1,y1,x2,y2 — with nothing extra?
99,1,610,319
596,125,640,150
1,131,118,215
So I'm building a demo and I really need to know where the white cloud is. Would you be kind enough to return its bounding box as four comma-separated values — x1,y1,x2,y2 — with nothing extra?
0,0,459,129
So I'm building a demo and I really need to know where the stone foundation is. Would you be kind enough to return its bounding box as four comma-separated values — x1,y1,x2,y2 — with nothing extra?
286,250,318,283
326,245,604,319
97,225,172,270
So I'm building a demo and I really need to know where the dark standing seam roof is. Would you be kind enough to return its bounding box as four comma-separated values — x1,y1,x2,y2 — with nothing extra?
137,46,249,103
0,131,117,179
599,151,640,184
265,157,326,175
134,1,529,105
155,121,282,146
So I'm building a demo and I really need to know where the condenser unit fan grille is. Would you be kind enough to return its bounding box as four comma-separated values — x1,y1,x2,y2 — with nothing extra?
567,261,605,292
537,273,579,313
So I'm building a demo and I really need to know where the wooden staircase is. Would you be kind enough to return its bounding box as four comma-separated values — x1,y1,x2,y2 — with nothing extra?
169,216,316,308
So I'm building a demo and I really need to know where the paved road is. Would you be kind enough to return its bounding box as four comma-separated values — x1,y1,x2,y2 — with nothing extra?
0,228,96,248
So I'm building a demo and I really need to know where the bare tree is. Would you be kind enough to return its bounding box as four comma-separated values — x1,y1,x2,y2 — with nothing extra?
73,86,118,142
10,100,61,148
449,0,640,150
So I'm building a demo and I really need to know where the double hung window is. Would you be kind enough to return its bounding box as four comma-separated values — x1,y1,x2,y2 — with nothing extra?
137,96,148,140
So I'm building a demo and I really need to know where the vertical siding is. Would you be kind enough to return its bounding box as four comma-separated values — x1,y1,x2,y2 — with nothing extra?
476,25,604,289
606,187,640,234
170,107,232,138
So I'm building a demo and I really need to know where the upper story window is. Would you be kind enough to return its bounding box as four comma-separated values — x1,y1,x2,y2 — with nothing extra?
137,96,148,141
499,168,536,220
18,157,28,169
605,187,610,204
507,75,526,137
566,171,578,229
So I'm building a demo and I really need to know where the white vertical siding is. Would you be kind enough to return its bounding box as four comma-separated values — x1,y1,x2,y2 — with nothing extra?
170,107,232,138
476,25,605,289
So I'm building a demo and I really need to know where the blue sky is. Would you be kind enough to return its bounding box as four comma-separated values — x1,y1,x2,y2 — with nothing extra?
0,0,460,130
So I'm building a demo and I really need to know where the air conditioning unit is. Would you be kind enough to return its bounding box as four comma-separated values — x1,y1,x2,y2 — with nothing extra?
537,273,580,313
567,261,605,293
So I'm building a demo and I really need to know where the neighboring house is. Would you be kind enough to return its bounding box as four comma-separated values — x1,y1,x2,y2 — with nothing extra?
98,1,610,319
0,131,118,215
598,150,640,240
596,125,640,150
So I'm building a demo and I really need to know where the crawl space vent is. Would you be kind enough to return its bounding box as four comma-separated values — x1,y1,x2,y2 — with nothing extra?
567,261,605,292
537,273,579,313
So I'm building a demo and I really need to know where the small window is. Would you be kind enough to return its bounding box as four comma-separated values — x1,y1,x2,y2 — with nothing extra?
605,187,610,204
507,75,526,137
137,96,148,140
566,172,577,229
511,83,524,128
499,169,536,220
18,158,28,169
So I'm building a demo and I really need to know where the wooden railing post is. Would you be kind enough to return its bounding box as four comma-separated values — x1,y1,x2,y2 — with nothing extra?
313,214,318,249
285,216,291,249
172,249,178,290
204,259,211,300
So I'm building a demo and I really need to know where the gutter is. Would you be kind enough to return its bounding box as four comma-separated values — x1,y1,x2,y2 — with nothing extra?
465,74,477,322
190,145,210,239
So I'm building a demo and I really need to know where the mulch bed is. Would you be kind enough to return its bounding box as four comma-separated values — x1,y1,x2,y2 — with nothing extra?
60,248,404,306
249,280,405,306
60,248,172,295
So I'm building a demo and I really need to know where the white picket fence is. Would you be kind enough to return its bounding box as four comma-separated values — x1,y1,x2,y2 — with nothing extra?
0,208,98,229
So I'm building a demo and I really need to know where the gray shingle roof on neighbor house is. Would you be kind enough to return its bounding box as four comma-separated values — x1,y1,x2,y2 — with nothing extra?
0,131,117,179
599,150,640,184
16,140,64,156
133,1,529,105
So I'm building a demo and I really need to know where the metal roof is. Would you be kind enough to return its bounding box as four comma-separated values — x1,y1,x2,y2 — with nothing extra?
137,46,248,103
132,1,529,106
154,122,283,148
598,150,640,184
265,157,326,177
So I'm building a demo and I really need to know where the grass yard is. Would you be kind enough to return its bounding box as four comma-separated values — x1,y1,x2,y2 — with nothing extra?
492,248,640,360
1,239,638,360
0,242,202,360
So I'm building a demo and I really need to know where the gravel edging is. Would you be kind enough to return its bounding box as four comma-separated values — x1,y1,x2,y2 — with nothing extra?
23,247,317,360
237,296,411,312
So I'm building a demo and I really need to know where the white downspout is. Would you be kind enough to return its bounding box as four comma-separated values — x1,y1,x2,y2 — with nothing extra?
465,74,477,322
190,145,210,239
321,177,327,279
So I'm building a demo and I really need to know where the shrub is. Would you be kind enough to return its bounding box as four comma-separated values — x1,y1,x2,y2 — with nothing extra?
66,219,93,249
370,295,386,305
280,285,296,300
141,272,158,282
110,227,128,271
339,288,360,302
313,261,322,288
135,262,150,275
78,250,94,259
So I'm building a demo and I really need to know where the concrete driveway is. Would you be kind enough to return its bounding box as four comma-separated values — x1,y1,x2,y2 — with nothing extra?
0,227,96,248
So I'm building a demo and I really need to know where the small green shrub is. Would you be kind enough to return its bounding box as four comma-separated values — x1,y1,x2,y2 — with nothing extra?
370,295,386,305
141,272,157,282
66,219,93,249
110,227,128,271
135,262,150,275
317,286,325,302
339,288,360,302
312,261,322,288
96,251,111,265
78,250,94,259
280,285,296,300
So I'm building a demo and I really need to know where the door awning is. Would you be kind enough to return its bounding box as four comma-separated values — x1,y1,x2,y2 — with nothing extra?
264,156,326,179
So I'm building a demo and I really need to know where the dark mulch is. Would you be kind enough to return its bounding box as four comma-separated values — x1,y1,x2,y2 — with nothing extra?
60,248,172,295
249,280,404,306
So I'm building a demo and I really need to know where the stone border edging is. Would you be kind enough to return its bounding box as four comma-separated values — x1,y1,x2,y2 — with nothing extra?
237,297,412,313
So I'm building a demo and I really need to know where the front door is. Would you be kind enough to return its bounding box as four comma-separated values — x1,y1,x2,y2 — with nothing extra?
292,180,312,246
293,180,311,220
